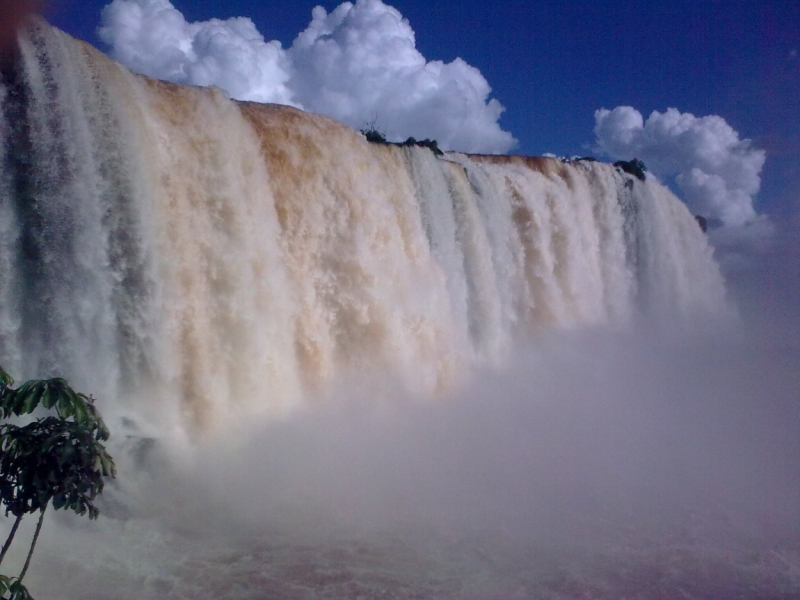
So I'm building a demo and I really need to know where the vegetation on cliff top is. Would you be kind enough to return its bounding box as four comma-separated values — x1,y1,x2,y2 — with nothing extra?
360,126,443,157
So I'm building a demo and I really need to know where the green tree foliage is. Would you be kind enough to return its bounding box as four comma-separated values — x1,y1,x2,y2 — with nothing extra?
400,137,443,156
359,128,444,157
359,115,389,144
361,127,388,144
0,575,33,600
0,367,115,599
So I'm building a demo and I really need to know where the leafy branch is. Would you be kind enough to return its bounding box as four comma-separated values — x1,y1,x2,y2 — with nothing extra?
0,367,115,599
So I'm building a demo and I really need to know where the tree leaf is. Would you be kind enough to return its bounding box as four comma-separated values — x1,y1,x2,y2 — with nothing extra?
9,579,35,600
0,365,115,531
56,392,74,421
72,399,88,426
0,367,13,387
0,574,10,595
41,384,56,410
8,383,30,415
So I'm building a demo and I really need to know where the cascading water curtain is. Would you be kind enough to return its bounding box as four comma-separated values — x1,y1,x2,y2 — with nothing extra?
0,19,728,436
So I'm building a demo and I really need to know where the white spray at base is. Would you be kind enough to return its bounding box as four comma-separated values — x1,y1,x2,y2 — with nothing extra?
0,20,728,438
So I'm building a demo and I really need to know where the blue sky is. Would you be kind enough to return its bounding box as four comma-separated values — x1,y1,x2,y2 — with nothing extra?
47,0,798,228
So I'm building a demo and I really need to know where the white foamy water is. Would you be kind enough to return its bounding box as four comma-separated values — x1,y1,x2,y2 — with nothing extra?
4,20,795,600
0,20,727,433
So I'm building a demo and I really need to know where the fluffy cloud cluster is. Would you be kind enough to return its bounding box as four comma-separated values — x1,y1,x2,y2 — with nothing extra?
594,106,766,228
99,0,516,153
98,0,294,104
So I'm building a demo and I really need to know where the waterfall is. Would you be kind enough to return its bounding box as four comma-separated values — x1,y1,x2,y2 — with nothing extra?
4,21,796,600
0,20,728,436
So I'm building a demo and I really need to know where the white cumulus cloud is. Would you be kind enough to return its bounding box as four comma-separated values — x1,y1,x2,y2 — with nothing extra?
98,0,516,154
287,1,514,153
594,106,766,228
98,0,295,105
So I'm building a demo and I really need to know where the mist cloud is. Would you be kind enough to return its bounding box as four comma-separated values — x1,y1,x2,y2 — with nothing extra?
98,0,516,153
594,106,766,229
18,324,800,598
